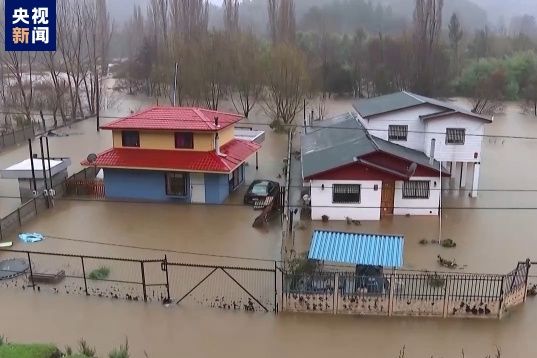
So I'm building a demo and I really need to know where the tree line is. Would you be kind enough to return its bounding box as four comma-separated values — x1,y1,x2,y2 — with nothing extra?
0,0,112,131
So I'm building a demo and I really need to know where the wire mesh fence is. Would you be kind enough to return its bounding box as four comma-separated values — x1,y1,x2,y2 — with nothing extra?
0,249,279,313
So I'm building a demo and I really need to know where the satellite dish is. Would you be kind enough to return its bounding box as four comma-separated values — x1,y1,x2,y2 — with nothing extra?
87,153,97,164
407,163,418,177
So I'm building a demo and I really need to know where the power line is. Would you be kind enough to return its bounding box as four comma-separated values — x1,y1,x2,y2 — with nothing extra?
49,196,537,211
1,109,536,141
41,233,279,263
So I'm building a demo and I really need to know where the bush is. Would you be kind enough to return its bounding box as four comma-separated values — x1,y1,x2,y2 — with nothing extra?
0,343,61,358
108,339,129,358
88,267,110,280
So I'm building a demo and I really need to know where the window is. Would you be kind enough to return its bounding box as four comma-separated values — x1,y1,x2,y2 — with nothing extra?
402,181,430,199
175,132,194,149
388,125,408,141
122,131,140,147
229,165,245,191
446,128,465,145
332,184,361,204
165,173,188,197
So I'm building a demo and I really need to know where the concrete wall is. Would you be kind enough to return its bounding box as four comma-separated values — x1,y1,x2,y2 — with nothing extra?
103,168,191,203
393,177,440,216
424,114,485,162
204,173,230,204
310,179,382,221
357,105,439,152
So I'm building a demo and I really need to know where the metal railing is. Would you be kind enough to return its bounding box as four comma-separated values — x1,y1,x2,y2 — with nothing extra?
0,248,279,312
282,263,531,319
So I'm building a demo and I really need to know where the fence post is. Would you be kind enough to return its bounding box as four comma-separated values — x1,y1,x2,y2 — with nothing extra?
498,276,505,319
388,273,395,317
523,258,531,302
27,252,35,291
274,261,278,313
81,256,88,295
0,218,3,241
333,273,339,314
442,276,450,318
164,255,171,303
17,208,22,226
34,197,38,214
141,261,147,302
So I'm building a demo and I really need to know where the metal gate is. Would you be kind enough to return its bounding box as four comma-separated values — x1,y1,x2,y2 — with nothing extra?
167,262,278,312
142,258,170,303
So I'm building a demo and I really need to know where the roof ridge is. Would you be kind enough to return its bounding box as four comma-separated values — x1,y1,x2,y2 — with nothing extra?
403,91,426,104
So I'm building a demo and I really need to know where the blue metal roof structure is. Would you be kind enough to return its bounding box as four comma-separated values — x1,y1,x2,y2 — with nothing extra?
308,230,404,267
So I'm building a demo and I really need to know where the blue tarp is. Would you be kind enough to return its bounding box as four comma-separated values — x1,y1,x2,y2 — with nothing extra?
19,233,44,243
308,230,404,268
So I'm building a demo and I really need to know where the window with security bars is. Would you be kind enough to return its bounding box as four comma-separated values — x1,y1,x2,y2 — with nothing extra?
402,181,430,199
388,125,408,141
446,128,465,144
332,184,361,203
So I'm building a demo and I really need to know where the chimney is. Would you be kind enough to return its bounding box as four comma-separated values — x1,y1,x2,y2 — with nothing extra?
429,138,436,165
215,133,223,156
214,116,220,129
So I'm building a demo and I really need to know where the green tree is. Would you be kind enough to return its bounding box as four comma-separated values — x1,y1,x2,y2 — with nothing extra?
448,13,463,75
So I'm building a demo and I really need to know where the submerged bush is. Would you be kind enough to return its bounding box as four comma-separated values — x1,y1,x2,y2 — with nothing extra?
88,267,111,280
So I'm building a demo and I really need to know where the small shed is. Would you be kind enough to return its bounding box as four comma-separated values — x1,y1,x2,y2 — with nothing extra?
308,230,404,268
0,158,71,201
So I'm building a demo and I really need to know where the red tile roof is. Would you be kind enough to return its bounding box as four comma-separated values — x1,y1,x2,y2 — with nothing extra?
101,107,244,132
82,139,260,174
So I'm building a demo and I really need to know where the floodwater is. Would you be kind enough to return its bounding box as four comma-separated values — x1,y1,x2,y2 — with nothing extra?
1,95,537,356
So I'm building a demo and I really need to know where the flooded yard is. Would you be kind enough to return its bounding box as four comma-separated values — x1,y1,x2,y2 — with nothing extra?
1,95,537,356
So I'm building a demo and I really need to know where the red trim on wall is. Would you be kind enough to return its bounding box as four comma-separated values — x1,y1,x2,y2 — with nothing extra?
307,162,403,181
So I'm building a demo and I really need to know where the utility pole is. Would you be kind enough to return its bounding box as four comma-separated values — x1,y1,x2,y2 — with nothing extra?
173,62,178,107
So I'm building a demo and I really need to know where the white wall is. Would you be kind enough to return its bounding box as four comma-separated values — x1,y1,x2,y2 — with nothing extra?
310,179,382,221
190,173,205,203
424,114,485,162
393,177,440,216
356,105,440,152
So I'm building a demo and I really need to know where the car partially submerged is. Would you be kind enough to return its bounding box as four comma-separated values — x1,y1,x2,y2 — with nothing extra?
244,180,280,205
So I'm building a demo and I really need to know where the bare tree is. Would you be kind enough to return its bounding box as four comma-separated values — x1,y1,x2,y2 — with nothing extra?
230,32,264,118
264,44,309,129
413,0,444,95
170,0,208,42
267,0,296,44
223,0,239,34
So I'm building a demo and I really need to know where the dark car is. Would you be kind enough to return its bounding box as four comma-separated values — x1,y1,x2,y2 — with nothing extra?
354,265,390,294
244,180,280,205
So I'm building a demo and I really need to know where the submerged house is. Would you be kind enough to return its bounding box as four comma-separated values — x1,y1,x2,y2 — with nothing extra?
353,91,492,197
302,112,449,221
82,107,262,204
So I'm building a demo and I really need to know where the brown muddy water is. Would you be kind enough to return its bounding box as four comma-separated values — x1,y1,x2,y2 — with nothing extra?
1,96,537,356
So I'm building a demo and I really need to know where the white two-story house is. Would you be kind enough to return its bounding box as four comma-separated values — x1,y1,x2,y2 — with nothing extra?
353,91,492,197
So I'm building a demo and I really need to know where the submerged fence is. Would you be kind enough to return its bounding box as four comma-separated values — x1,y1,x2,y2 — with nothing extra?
282,262,531,319
0,249,279,313
0,246,531,319
0,125,37,150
